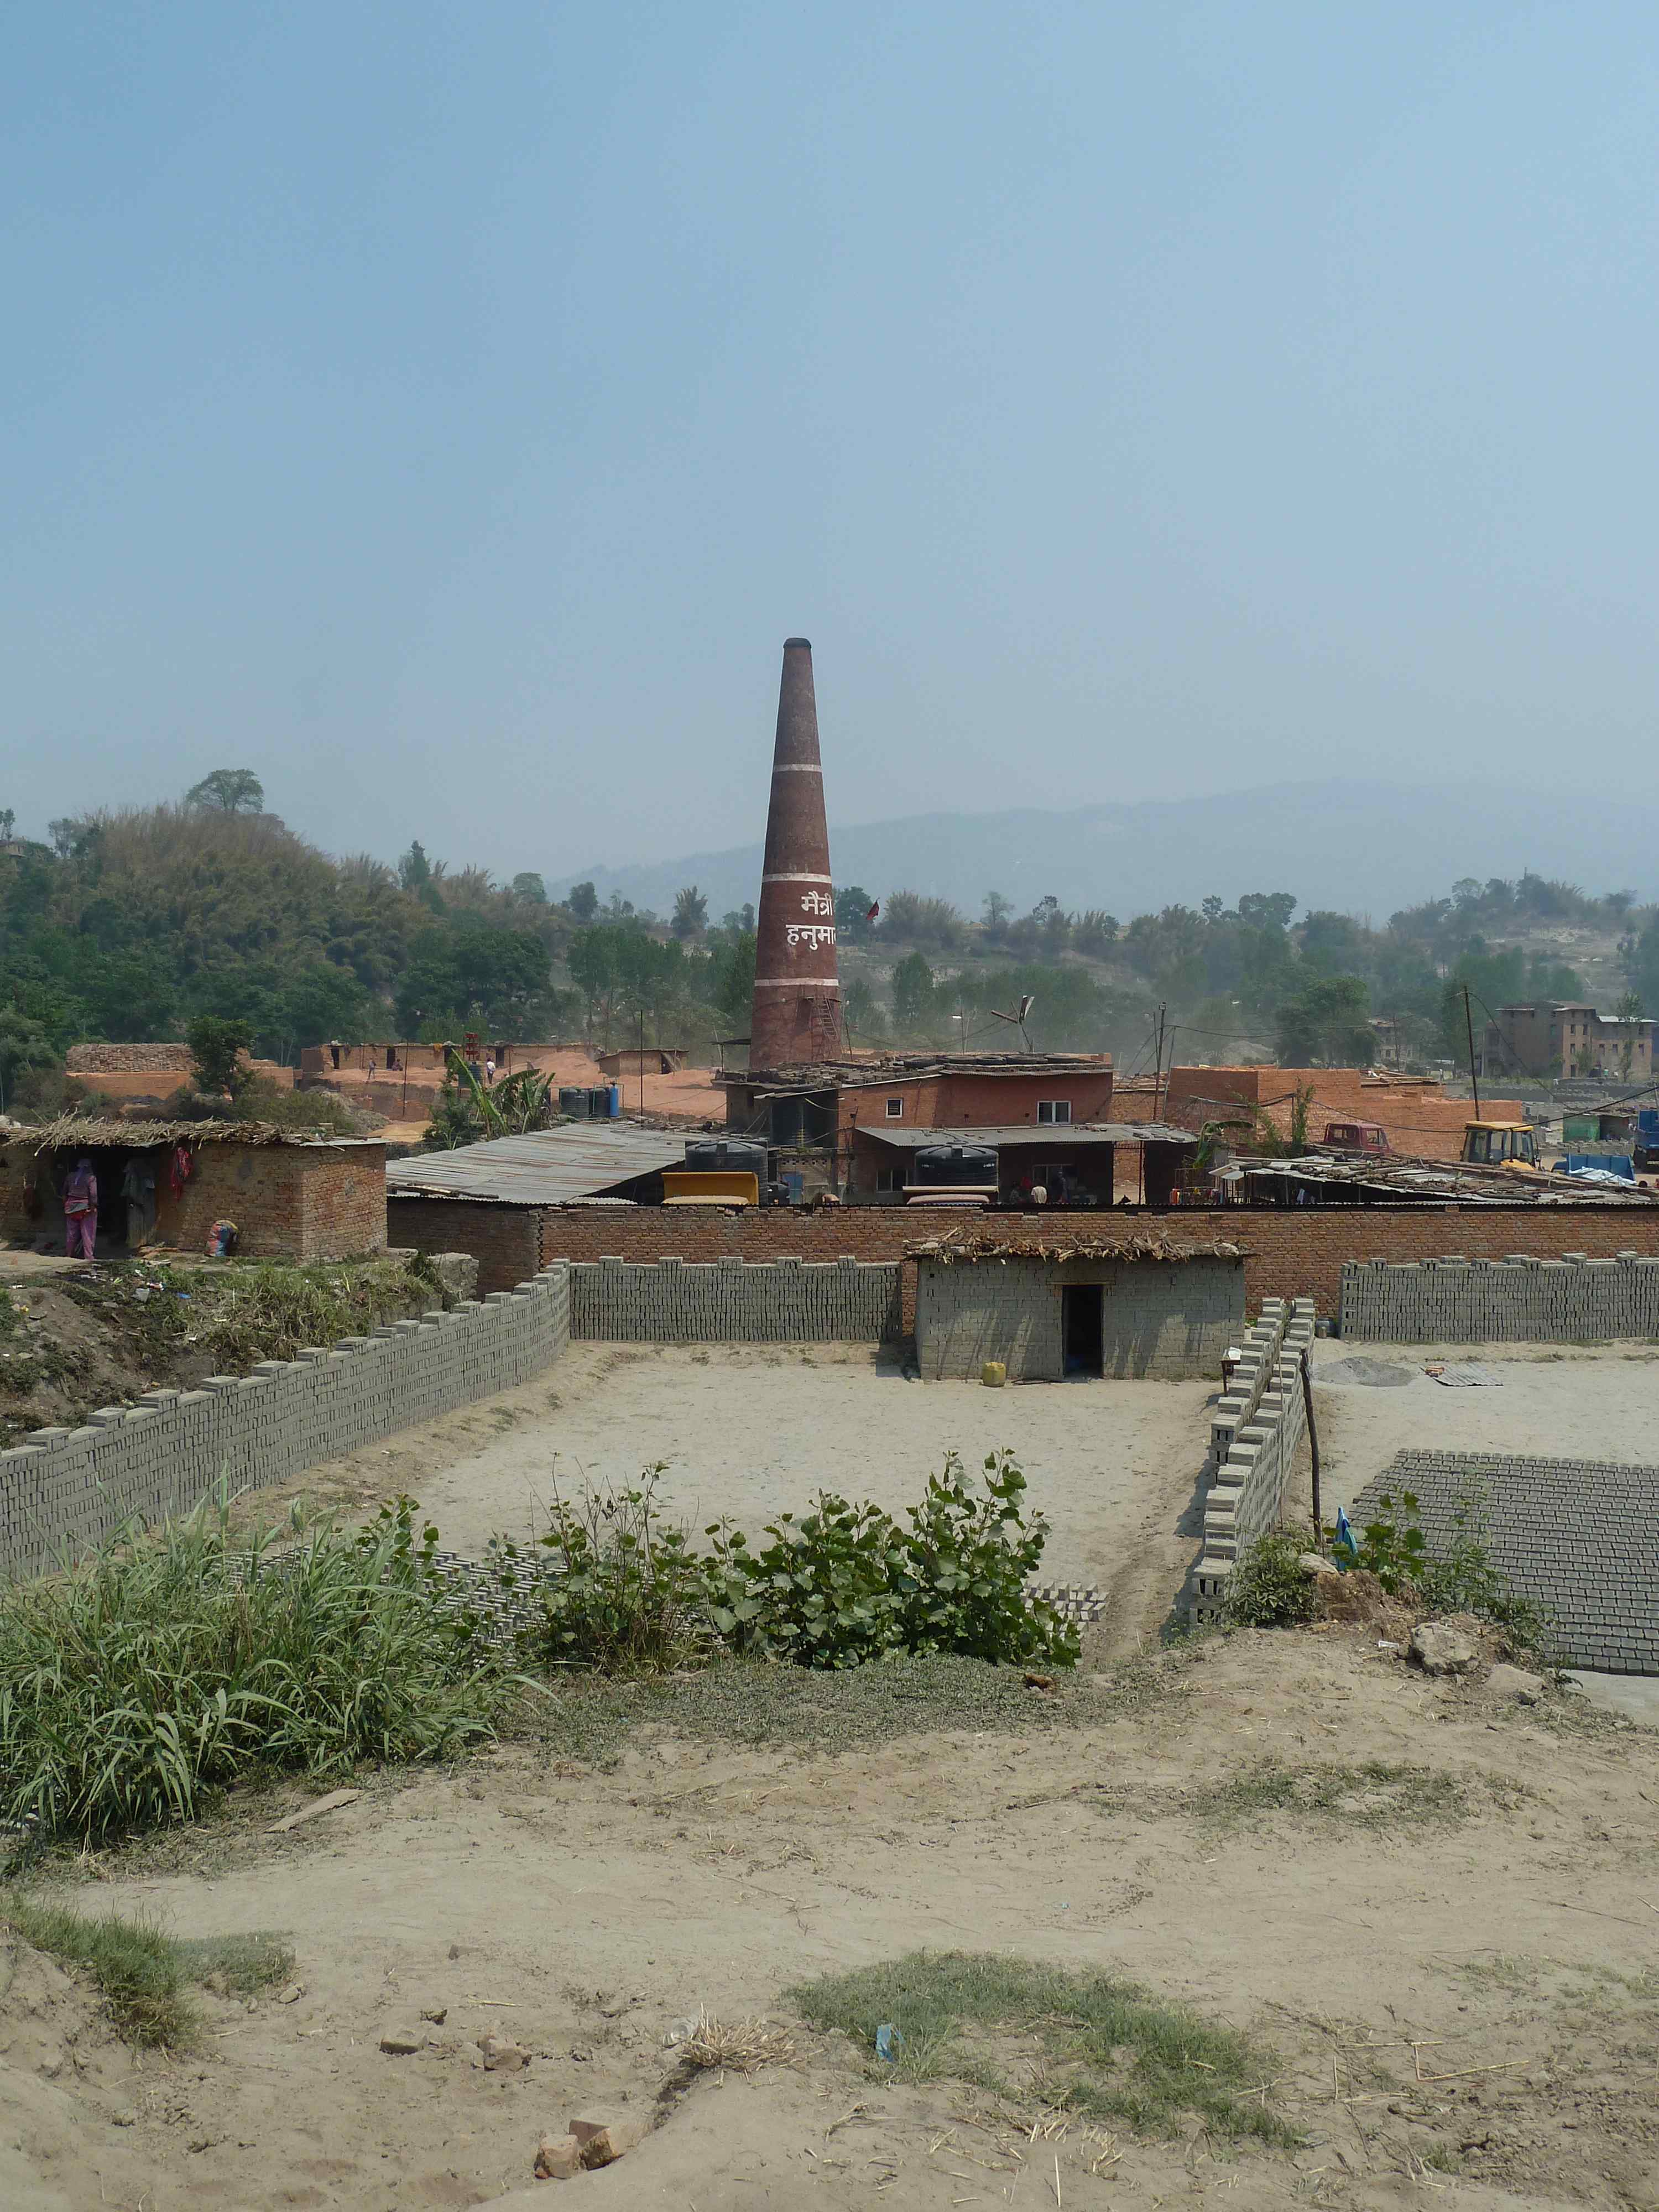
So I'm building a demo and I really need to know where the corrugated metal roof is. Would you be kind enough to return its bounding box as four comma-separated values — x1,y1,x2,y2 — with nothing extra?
386,1122,684,1204
860,1123,1198,1150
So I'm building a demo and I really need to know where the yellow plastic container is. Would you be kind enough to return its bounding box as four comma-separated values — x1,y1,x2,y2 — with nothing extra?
981,1360,1007,1388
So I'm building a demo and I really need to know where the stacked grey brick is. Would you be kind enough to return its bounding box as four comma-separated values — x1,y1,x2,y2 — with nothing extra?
1351,1449,1659,1674
0,1268,571,1581
570,1256,902,1343
1189,1296,1317,1624
1340,1253,1659,1344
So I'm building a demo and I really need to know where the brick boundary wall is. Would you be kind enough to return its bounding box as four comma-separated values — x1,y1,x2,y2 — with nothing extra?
514,1203,1659,1321
1340,1254,1659,1343
389,1197,544,1296
0,1268,571,1582
1352,1449,1659,1675
1188,1296,1317,1624
915,1255,1243,1381
570,1256,902,1342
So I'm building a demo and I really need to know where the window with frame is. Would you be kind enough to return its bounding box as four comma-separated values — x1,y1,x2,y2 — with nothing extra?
875,1166,905,1193
885,1097,904,1118
1036,1099,1072,1125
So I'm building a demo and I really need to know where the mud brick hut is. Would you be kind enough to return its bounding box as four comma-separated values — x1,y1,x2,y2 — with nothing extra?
0,1117,385,1262
912,1230,1246,1381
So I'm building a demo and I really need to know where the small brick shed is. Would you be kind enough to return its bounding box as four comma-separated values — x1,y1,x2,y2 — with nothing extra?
0,1117,386,1262
912,1232,1246,1381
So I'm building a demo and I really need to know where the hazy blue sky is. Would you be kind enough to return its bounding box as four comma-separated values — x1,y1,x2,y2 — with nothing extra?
5,3,1656,884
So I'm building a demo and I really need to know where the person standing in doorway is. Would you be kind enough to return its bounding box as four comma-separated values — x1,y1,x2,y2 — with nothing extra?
62,1156,98,1260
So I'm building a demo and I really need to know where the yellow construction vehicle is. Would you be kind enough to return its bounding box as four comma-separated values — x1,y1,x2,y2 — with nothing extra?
661,1169,760,1207
1459,1120,1542,1175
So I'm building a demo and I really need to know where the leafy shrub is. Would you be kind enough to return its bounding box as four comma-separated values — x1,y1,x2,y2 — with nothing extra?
1223,1529,1319,1628
1345,1488,1552,1657
0,1500,507,1842
494,1467,714,1675
505,1451,1081,1676
705,1451,1081,1671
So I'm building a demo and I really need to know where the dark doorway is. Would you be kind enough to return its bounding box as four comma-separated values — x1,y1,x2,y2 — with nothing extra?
1062,1282,1103,1378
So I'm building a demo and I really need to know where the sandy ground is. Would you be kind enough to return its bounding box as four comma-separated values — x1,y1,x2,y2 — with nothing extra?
7,1630,1657,2212
1308,1339,1659,1515
269,1343,1215,1659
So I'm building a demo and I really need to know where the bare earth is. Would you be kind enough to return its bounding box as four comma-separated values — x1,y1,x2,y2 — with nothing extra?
7,1344,1659,2211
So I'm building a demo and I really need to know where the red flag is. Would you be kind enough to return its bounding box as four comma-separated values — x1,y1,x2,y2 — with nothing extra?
866,900,880,922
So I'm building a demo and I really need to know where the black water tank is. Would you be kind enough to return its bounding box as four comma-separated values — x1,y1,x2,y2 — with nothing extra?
914,1144,998,1186
684,1138,768,1180
559,1087,589,1119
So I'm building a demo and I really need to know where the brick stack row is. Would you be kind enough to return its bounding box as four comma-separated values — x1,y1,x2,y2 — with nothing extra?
568,1256,902,1343
1190,1296,1317,1624
1340,1253,1659,1344
0,1266,571,1581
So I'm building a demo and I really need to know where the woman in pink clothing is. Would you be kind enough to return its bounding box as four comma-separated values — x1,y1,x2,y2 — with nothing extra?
62,1157,98,1260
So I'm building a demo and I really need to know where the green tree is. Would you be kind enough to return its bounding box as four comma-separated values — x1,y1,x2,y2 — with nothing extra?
671,885,708,941
566,881,599,923
1274,975,1372,1067
511,872,547,904
836,885,875,942
184,769,264,815
891,951,936,1032
708,931,756,1034
186,1014,255,1098
566,926,620,1044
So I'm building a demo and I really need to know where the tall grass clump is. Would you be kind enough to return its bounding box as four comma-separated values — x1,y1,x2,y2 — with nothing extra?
1,1895,294,2046
0,1499,508,1843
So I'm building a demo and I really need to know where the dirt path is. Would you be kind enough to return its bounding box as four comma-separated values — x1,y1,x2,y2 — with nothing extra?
10,1629,1657,2212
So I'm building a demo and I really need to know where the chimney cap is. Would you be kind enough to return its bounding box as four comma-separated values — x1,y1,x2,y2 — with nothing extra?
783,635,812,649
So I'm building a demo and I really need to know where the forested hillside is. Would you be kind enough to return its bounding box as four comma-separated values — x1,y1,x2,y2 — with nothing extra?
3,770,1657,1098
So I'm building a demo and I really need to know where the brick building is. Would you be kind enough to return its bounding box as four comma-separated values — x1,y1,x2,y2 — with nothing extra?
1,1118,385,1261
1484,1003,1658,1082
720,1051,1118,1198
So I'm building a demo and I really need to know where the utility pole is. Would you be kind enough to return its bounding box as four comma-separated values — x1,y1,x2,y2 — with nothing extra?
638,1007,645,1118
1151,1003,1167,1120
1463,985,1481,1120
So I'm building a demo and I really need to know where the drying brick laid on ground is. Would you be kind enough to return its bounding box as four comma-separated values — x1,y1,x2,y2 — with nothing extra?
1349,1448,1659,1675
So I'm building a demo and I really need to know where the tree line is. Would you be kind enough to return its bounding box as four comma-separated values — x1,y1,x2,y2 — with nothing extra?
2,767,1652,1098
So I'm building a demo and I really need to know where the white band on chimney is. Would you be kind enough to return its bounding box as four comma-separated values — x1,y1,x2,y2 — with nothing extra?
771,763,822,774
761,872,833,885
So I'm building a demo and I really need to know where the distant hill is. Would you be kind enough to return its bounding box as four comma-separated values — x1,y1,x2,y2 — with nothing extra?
554,778,1657,924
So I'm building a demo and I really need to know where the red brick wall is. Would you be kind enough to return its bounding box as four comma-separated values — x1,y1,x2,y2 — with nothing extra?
388,1196,542,1294
527,1203,1659,1322
163,1145,385,1260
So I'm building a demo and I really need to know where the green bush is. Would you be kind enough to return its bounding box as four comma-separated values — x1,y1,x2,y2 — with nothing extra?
0,1500,508,1843
494,1467,714,1675
705,1449,1081,1671
1343,1488,1552,1657
1223,1529,1319,1628
506,1451,1081,1676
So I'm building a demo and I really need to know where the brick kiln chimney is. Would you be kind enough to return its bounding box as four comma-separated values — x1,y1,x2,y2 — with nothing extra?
749,637,842,1071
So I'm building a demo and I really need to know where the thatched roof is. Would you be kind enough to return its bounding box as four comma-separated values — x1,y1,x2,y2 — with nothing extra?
2,1115,373,1152
908,1227,1249,1265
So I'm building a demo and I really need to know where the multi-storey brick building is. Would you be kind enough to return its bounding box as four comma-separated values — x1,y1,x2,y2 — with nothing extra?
1484,1003,1658,1081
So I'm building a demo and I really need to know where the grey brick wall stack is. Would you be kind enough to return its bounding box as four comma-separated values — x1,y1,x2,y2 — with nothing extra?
1350,1449,1659,1674
915,1256,1244,1382
569,1255,903,1343
1340,1252,1659,1343
0,1267,571,1581
1190,1296,1317,1623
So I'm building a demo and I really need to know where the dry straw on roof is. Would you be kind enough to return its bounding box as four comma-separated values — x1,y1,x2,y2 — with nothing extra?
909,1228,1249,1265
9,1115,336,1152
